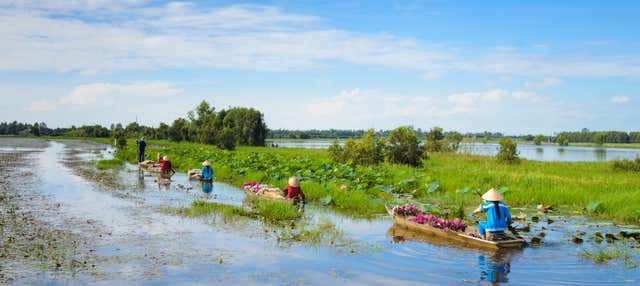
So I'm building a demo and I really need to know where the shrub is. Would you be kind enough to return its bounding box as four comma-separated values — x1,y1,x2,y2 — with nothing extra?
424,127,445,153
496,138,519,164
445,131,464,152
386,126,423,166
329,129,384,166
613,157,640,172
534,135,544,145
556,134,570,146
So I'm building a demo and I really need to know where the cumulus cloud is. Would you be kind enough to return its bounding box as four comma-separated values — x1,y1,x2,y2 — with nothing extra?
611,96,630,104
524,77,562,89
300,88,543,128
1,1,639,78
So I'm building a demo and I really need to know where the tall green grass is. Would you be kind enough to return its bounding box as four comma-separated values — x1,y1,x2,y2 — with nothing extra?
96,158,124,170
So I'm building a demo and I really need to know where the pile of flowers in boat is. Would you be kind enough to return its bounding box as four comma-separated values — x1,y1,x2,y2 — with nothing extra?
393,203,467,232
242,182,283,199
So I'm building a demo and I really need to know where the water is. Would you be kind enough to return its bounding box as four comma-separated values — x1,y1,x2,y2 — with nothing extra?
267,140,640,162
2,138,639,285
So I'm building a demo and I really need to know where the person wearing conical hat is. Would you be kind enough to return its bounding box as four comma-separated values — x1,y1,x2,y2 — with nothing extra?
160,155,175,178
473,188,513,240
282,176,305,205
201,160,213,181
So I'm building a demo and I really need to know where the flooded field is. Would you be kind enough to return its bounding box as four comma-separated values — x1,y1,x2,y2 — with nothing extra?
267,140,640,162
2,138,639,285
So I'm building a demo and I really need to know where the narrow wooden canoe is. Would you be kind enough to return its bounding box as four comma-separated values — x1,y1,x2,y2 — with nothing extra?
244,187,286,200
386,204,526,251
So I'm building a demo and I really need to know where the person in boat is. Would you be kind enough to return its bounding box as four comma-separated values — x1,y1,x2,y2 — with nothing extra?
160,155,175,178
201,160,213,182
136,137,147,163
473,188,513,240
156,152,164,164
282,176,305,205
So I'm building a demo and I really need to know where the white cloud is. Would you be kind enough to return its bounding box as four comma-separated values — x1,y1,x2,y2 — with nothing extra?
611,96,630,104
59,82,182,107
0,2,639,78
524,77,562,89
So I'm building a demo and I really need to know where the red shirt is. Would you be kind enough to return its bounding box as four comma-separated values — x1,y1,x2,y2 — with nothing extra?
161,160,172,172
283,186,305,200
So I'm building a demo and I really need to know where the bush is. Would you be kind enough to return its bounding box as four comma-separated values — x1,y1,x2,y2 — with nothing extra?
613,157,640,172
113,131,127,150
445,131,464,152
329,129,384,166
424,127,445,153
496,138,519,164
534,135,544,145
556,134,570,146
386,126,423,166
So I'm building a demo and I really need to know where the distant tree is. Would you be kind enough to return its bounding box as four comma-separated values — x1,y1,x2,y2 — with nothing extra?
424,127,445,153
217,127,236,150
31,122,40,137
594,132,606,146
113,131,127,150
169,118,188,142
386,126,423,166
556,134,570,146
496,138,519,164
329,129,384,166
445,131,464,152
534,135,545,146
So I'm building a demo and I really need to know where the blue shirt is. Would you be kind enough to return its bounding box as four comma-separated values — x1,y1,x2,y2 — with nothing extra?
201,166,213,179
481,201,512,232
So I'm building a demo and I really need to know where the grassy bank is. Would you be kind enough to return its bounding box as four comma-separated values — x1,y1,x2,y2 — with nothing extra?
107,139,640,223
169,195,301,223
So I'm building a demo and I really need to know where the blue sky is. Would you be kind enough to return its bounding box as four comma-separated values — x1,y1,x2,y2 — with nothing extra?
0,0,638,134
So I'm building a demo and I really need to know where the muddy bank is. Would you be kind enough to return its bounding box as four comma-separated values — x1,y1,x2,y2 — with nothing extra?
0,150,97,284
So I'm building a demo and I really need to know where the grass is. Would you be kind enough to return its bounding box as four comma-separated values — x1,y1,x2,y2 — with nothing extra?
580,242,638,268
96,138,640,223
171,196,301,223
277,218,352,246
96,158,124,170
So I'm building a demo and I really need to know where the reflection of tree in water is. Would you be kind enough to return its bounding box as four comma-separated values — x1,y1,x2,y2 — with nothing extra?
535,147,544,154
594,148,607,161
478,252,512,284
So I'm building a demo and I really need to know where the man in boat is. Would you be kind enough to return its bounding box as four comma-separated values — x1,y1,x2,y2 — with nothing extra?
282,176,305,205
136,137,147,163
201,160,213,182
473,188,513,240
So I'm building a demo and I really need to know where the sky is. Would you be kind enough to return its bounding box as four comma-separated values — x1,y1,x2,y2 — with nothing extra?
0,0,639,134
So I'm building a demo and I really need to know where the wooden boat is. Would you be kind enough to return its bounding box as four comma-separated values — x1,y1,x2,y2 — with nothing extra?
386,204,526,250
138,160,161,173
244,186,286,200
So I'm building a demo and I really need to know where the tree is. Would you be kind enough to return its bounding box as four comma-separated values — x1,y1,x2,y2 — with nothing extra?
557,134,570,146
113,131,127,150
31,122,40,137
445,131,464,152
217,127,236,150
496,138,519,164
534,135,544,146
169,118,188,142
329,129,385,166
424,127,445,153
594,132,606,146
386,126,423,166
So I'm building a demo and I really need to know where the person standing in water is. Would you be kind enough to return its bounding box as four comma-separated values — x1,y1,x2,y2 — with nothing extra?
160,156,175,178
136,137,147,163
201,160,213,182
473,188,513,240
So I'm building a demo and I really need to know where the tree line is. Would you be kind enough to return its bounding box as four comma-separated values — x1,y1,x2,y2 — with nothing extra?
1,101,268,150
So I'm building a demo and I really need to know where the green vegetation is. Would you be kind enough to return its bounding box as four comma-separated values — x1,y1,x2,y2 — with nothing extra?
613,157,640,172
424,127,445,153
278,219,351,246
557,134,570,146
580,242,638,268
96,158,124,170
110,138,640,223
496,138,519,164
534,135,544,145
172,196,301,223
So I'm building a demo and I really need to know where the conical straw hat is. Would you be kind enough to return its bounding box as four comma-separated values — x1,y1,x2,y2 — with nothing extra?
288,176,300,187
482,188,503,201
202,160,211,166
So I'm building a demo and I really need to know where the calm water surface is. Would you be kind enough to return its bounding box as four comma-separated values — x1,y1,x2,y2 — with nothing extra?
267,140,640,162
2,138,639,285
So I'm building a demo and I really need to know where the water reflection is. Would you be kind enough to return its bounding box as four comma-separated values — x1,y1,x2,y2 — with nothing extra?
202,181,213,194
137,168,145,190
535,147,543,154
478,253,511,285
594,148,607,161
